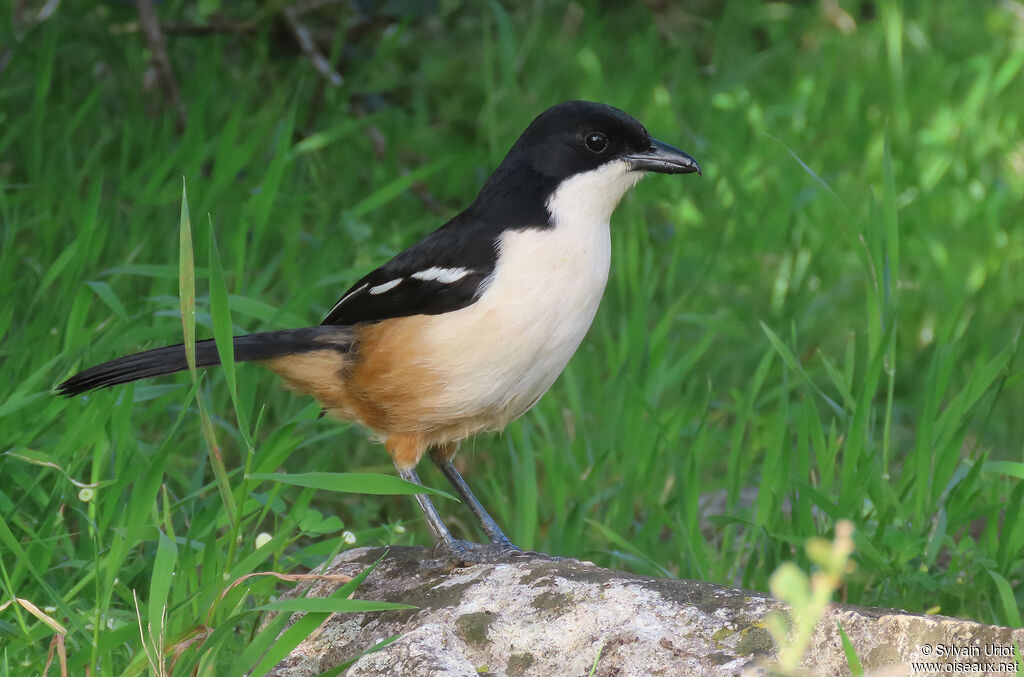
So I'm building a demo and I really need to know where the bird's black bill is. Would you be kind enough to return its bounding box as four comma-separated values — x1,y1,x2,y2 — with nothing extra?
625,138,701,176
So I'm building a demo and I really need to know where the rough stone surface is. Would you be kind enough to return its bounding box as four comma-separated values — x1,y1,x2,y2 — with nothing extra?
265,546,1024,676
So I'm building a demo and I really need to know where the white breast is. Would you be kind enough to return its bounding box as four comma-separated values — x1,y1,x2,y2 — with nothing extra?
416,161,643,434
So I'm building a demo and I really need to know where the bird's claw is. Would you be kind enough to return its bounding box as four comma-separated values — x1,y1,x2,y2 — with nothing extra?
419,540,554,570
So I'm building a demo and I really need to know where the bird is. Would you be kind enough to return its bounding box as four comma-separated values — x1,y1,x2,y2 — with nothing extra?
57,100,701,560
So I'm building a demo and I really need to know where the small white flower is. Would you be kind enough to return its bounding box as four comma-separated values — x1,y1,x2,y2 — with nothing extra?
342,531,357,545
254,532,273,549
78,487,95,503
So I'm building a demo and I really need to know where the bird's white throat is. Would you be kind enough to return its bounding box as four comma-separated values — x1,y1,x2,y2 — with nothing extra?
545,160,644,228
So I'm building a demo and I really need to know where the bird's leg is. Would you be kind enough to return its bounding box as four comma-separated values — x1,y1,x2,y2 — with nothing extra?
389,435,471,558
392,464,466,551
430,443,518,550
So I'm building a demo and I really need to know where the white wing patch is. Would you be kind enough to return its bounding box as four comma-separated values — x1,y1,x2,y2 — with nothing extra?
327,267,474,320
369,278,403,295
410,267,472,284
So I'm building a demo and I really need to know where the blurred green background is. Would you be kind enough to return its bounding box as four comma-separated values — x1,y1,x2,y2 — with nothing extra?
1,0,1023,672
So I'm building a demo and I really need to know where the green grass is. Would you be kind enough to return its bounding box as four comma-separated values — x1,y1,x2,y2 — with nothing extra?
2,1,1023,672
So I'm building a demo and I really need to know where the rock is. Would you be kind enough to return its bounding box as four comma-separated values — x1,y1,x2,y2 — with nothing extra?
266,546,1024,676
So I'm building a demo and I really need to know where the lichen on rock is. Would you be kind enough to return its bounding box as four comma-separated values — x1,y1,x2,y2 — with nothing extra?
262,546,1024,676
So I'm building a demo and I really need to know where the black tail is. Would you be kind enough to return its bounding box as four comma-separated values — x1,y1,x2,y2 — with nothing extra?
57,327,354,396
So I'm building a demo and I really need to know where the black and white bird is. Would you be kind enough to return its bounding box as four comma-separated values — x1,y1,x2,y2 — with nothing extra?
58,100,701,559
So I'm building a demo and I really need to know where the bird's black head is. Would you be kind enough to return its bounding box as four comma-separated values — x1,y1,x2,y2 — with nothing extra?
468,101,699,228
516,100,700,180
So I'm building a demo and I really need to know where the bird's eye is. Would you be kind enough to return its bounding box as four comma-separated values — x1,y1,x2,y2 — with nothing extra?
584,132,608,153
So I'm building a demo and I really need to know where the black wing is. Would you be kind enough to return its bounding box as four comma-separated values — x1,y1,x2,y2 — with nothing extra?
321,266,489,326
321,215,499,326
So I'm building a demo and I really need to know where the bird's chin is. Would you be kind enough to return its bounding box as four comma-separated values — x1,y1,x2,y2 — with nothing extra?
624,162,648,178
547,162,645,225
624,164,647,184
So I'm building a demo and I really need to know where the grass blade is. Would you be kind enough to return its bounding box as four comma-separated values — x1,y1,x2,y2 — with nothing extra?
240,555,388,676
255,599,414,613
246,472,457,500
208,215,252,445
147,530,178,652
179,180,197,371
986,570,1022,627
179,181,237,529
349,160,447,219
838,621,864,676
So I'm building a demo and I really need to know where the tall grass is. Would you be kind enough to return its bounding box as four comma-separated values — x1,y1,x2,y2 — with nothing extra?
1,1,1022,671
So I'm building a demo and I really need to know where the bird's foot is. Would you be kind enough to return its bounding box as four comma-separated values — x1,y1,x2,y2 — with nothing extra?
420,539,554,570
512,548,561,562
487,540,561,562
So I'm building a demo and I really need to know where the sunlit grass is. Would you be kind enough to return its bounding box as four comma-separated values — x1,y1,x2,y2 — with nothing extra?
1,1,1022,671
